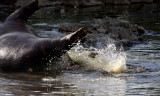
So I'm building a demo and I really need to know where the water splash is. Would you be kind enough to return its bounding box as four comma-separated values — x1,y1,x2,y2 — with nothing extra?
67,41,127,73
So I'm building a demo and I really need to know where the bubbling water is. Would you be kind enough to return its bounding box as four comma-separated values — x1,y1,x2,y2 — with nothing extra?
67,41,127,73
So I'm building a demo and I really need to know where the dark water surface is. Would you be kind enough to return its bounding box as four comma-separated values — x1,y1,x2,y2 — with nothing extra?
0,3,160,95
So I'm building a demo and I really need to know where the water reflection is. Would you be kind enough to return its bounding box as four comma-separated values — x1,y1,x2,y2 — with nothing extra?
0,72,127,96
58,73,127,96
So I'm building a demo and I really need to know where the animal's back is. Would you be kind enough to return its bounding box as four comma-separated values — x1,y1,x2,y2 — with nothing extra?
0,32,39,71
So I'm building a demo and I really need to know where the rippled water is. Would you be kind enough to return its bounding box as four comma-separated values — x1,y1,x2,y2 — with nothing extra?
0,3,160,96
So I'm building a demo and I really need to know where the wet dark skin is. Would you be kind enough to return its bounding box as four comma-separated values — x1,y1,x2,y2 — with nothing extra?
0,0,87,72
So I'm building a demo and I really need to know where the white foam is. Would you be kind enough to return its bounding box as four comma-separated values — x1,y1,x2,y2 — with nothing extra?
67,43,127,73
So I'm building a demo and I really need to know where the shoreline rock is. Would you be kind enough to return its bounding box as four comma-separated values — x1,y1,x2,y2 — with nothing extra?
58,16,145,48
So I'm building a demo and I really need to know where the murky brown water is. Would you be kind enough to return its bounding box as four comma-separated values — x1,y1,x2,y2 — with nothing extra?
0,3,160,96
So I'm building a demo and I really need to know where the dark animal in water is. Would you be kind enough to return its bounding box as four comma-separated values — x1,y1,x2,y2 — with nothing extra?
0,0,87,72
